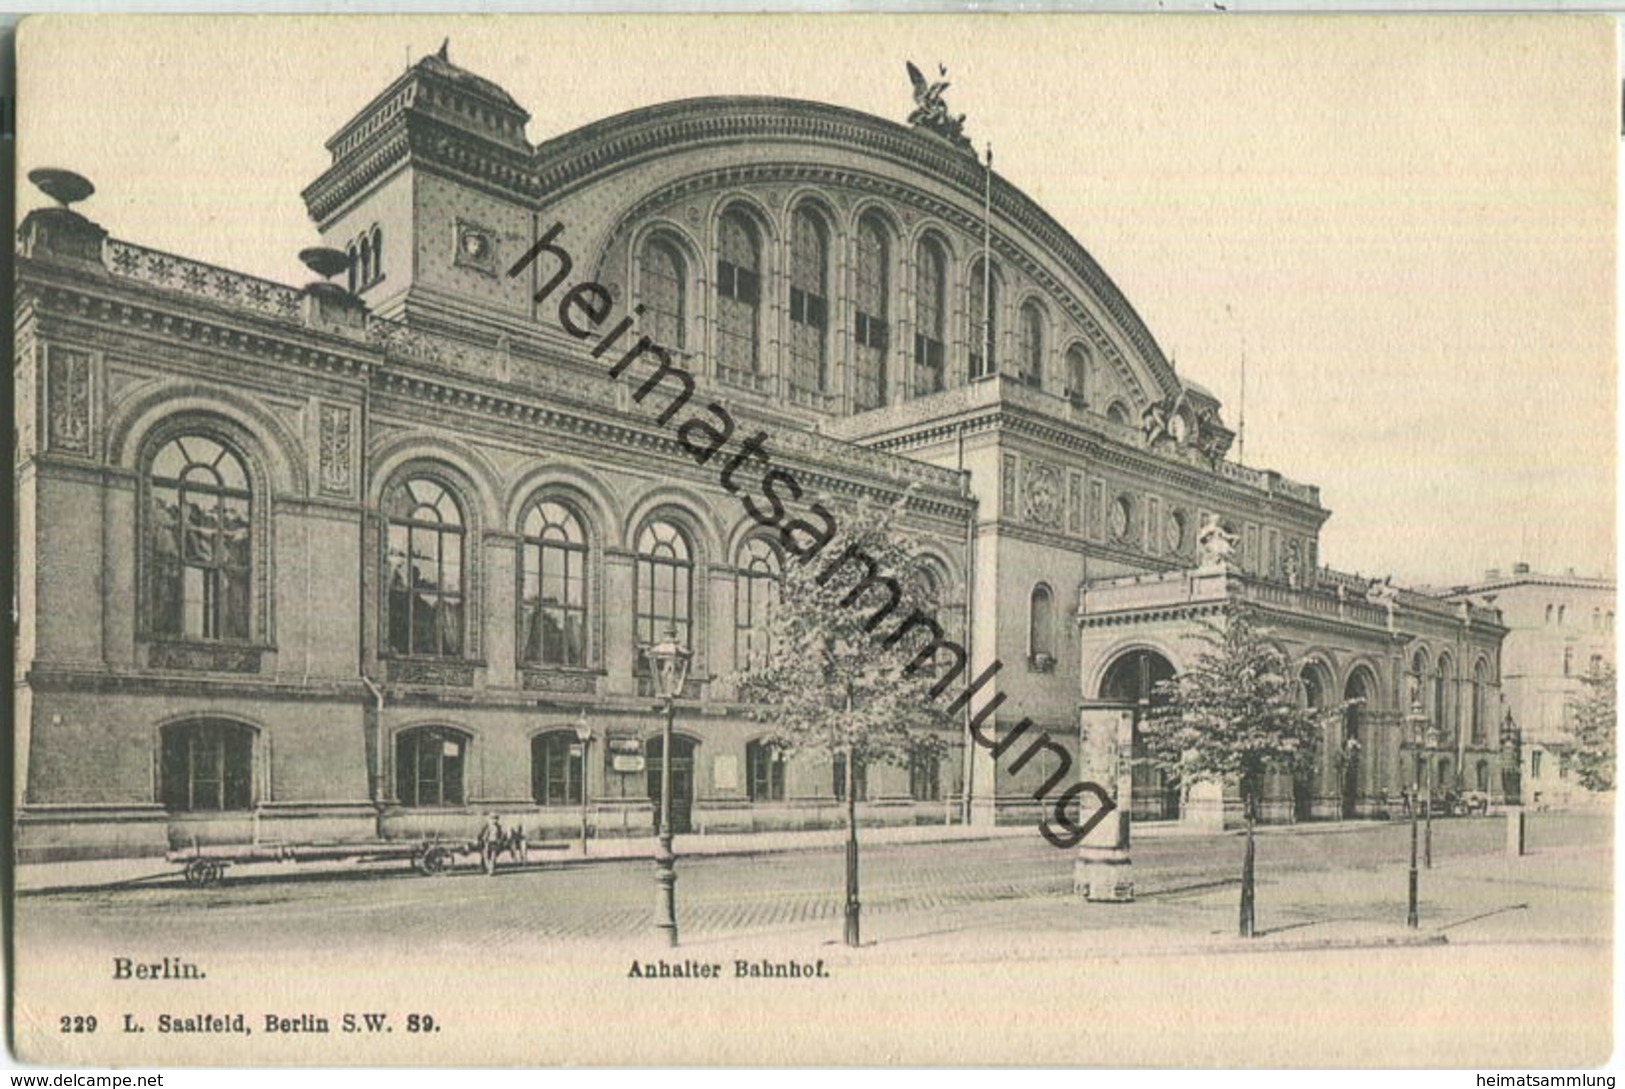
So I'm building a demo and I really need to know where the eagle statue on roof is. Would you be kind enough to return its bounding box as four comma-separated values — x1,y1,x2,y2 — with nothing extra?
906,62,972,151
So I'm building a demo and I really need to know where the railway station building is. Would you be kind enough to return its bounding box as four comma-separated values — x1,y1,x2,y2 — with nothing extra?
15,50,1506,860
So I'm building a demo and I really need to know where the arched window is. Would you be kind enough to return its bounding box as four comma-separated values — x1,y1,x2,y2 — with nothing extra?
532,730,585,807
833,751,867,802
1433,655,1454,740
148,434,252,641
1106,400,1132,427
370,226,383,285
1408,650,1429,715
735,537,780,671
853,215,890,411
346,244,360,294
395,726,467,807
161,719,254,812
913,237,948,395
787,206,830,397
1018,301,1045,389
1545,604,1554,624
1476,759,1490,792
1563,646,1574,676
909,749,941,802
636,519,694,655
384,477,466,658
1028,584,1055,665
1065,344,1090,405
358,235,373,290
1471,659,1490,744
715,211,761,376
968,258,999,380
521,500,588,667
640,236,686,349
746,739,785,802
1558,604,1567,625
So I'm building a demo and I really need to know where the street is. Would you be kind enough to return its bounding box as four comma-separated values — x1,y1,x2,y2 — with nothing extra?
13,811,1612,1067
17,812,1608,951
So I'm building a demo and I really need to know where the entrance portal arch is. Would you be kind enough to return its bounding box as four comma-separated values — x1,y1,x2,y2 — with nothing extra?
1099,648,1179,821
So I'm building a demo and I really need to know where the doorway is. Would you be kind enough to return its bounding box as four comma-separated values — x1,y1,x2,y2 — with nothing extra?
646,734,697,834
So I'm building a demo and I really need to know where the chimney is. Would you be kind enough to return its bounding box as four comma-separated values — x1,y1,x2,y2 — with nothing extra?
1513,562,1531,576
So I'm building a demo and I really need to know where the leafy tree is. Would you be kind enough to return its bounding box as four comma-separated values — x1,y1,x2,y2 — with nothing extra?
1141,611,1342,937
735,496,955,947
1567,662,1616,792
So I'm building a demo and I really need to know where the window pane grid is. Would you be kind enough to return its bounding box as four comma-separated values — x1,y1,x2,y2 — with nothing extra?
387,479,466,657
150,437,252,642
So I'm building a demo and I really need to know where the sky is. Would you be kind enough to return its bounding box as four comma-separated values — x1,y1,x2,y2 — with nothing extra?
15,14,1618,589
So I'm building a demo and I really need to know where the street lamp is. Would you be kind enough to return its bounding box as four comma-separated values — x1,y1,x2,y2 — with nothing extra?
1423,721,1441,870
1404,696,1427,929
641,624,692,947
574,708,594,857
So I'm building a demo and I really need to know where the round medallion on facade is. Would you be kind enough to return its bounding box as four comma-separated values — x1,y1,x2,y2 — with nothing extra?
1166,508,1188,555
1024,463,1063,527
1110,494,1135,542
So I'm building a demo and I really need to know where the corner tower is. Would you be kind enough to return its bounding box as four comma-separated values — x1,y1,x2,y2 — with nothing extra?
302,47,534,330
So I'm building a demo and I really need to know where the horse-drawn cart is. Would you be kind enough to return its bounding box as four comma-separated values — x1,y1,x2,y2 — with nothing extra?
166,835,520,888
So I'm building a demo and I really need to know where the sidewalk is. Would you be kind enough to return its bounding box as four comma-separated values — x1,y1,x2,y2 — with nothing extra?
13,819,1042,893
674,835,1612,963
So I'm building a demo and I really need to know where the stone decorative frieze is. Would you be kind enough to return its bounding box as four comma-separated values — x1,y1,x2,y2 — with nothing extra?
105,239,303,320
1023,460,1063,528
318,404,355,496
521,670,599,694
1068,471,1084,535
148,643,262,674
46,347,91,454
386,659,476,687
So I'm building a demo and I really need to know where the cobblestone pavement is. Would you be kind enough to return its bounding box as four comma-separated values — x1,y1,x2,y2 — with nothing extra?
18,812,1606,953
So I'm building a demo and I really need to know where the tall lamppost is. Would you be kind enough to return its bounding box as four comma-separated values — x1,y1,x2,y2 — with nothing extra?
642,625,692,947
1423,720,1441,870
1404,695,1427,929
574,708,594,857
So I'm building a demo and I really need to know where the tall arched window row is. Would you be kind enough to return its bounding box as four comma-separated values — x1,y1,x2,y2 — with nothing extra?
636,519,694,659
913,237,948,395
161,719,254,812
396,725,467,807
968,258,999,381
384,477,466,658
640,236,687,350
1470,659,1490,745
1065,344,1090,406
1433,655,1454,740
1018,301,1045,389
148,435,253,642
521,500,588,667
787,206,830,396
735,538,781,671
853,215,890,411
715,211,762,375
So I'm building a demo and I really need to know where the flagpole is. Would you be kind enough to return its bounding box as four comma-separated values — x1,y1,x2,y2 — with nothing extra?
1238,327,1247,465
981,143,993,379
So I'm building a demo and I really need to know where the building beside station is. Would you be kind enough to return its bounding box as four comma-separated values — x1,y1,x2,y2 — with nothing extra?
15,50,1508,860
1446,565,1614,810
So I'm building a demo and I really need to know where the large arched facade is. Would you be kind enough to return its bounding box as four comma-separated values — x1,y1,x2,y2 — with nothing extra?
15,48,1506,859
